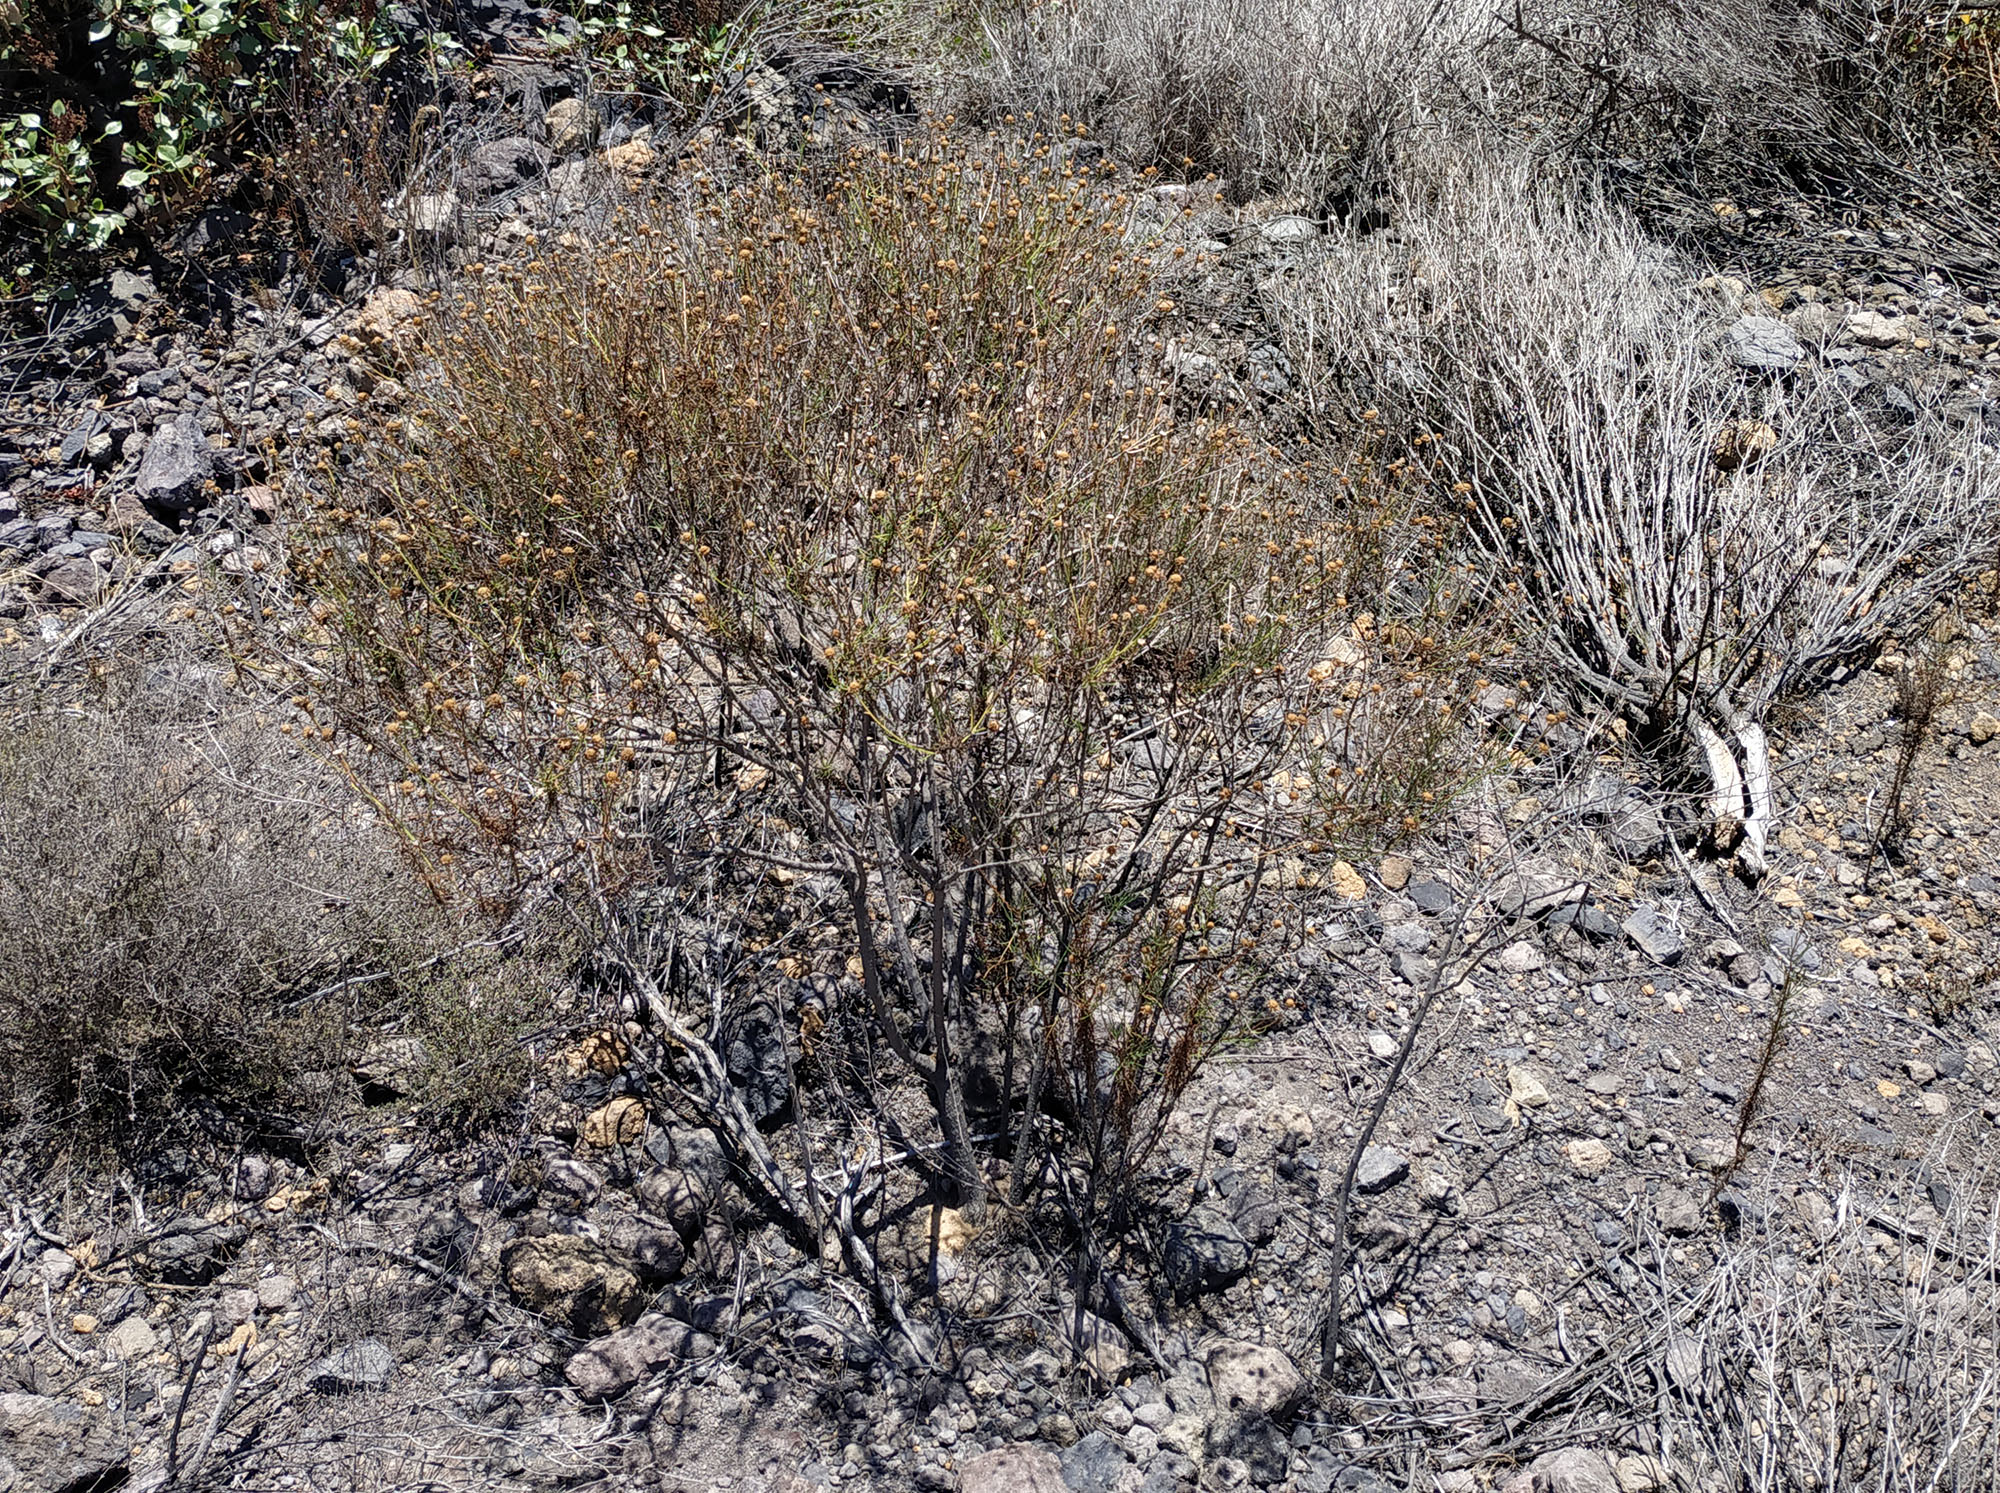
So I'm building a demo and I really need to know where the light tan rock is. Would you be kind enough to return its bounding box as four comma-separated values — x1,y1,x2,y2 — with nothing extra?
1206,1340,1304,1415
500,1235,642,1335
346,287,422,364
583,1096,646,1147
1616,1456,1669,1493
1507,1066,1550,1108
1527,1448,1620,1493
960,1444,1068,1493
1848,308,1909,347
1566,1138,1614,1176
603,137,658,189
103,1315,159,1359
544,97,594,154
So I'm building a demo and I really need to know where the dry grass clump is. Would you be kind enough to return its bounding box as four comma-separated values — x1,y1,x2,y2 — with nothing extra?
268,126,1476,1256
953,0,1997,250
1270,153,1999,872
1648,1148,2000,1493
1493,0,2000,177
965,0,1484,206
1337,1142,2000,1490
0,677,532,1156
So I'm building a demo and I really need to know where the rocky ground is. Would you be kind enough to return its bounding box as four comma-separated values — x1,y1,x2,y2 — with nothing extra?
6,30,2000,1493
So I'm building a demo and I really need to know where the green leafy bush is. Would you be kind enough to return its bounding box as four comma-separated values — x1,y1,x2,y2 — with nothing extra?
0,0,401,264
543,0,736,102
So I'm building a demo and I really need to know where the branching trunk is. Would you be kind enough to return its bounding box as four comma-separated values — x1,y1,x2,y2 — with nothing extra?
1690,705,1773,877
1728,713,1774,880
1689,711,1747,857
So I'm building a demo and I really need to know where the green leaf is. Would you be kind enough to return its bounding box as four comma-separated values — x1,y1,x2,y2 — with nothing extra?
89,19,114,39
118,166,149,187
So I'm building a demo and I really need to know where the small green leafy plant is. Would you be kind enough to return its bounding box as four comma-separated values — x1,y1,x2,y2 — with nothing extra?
1,0,402,270
2,101,129,250
540,0,736,106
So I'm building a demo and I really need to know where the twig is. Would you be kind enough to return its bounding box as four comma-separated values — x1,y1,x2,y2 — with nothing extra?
181,1334,250,1487
1709,968,1794,1202
164,1317,218,1483
40,1279,87,1365
1317,909,1503,1377
1864,1211,2000,1281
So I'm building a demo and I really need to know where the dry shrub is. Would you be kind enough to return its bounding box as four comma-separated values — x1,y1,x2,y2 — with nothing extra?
1495,0,2000,172
956,0,1997,251
964,0,1483,206
1646,1144,2000,1492
274,75,413,262
0,679,530,1155
264,26,462,268
270,128,1474,1251
1271,152,1999,872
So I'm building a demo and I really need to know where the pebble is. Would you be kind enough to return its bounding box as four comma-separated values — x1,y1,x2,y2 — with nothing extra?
1409,880,1455,913
37,1252,76,1290
308,1337,398,1394
1656,1194,1703,1236
1131,1401,1172,1431
257,1274,297,1312
104,1315,160,1359
1355,1145,1410,1193
1622,907,1685,964
1725,316,1806,369
1507,1066,1551,1108
1565,1138,1614,1176
1848,308,1909,347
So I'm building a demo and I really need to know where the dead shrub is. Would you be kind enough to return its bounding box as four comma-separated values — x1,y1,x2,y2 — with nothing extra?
1271,153,1999,874
1495,0,2000,172
956,0,1997,259
965,0,1483,206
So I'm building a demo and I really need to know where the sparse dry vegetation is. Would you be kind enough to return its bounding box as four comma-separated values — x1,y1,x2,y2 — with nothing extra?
0,674,539,1153
6,0,2000,1483
1271,153,1997,873
1655,1146,2000,1493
